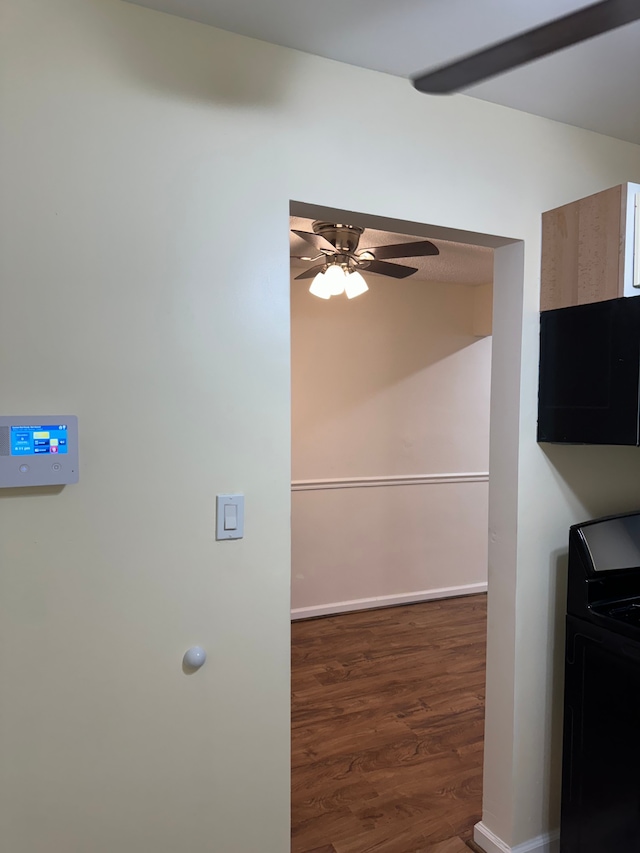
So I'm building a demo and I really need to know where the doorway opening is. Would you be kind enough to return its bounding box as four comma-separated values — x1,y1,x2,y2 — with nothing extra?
289,201,513,853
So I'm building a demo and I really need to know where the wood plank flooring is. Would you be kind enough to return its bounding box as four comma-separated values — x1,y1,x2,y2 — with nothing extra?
292,595,487,853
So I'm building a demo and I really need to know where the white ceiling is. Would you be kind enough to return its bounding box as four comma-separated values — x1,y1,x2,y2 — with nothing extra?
128,0,640,144
290,217,493,286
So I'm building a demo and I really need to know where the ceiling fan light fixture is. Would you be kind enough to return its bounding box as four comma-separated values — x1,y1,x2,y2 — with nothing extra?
324,263,346,296
309,270,332,299
344,270,369,299
293,222,440,297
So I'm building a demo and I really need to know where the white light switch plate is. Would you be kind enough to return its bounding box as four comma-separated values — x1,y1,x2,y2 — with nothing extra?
216,494,244,540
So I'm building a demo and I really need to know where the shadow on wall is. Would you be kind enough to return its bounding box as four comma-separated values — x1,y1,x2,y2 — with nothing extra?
541,444,640,520
545,547,569,833
0,486,64,499
124,0,445,84
74,0,296,106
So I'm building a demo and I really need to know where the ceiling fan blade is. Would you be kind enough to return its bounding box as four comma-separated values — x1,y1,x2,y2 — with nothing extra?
369,240,439,260
294,264,326,281
412,0,640,94
363,260,418,279
291,230,335,253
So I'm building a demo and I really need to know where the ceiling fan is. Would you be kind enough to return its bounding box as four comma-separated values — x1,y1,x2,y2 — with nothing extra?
291,221,439,299
412,0,640,95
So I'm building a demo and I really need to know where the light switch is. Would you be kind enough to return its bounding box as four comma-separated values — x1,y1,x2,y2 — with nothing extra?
216,494,244,540
224,503,237,530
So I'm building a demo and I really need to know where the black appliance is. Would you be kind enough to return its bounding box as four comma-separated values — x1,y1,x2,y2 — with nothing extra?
562,511,640,852
538,297,640,445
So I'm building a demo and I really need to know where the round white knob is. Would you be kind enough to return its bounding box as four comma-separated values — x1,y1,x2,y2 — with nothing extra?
183,646,207,669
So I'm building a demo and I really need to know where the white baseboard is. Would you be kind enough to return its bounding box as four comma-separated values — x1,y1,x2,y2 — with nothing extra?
291,582,487,620
473,822,560,853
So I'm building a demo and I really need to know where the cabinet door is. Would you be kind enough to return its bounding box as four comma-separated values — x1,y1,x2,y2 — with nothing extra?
541,185,624,311
538,298,640,445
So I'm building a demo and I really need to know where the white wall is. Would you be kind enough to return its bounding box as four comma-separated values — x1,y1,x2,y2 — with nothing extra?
291,274,491,615
2,2,640,852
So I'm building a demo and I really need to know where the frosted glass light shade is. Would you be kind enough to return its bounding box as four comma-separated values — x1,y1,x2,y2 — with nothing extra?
324,264,346,295
344,270,369,299
307,265,367,300
308,264,348,299
309,271,331,299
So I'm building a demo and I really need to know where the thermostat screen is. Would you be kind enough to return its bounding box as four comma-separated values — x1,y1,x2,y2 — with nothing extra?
10,424,69,456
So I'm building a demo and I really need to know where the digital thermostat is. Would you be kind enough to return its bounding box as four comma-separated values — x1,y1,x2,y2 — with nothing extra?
0,416,78,487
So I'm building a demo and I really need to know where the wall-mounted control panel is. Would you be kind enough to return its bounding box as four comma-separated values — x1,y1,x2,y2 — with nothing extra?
216,494,244,540
0,416,79,487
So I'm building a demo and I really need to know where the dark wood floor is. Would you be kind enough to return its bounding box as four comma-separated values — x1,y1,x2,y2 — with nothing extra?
291,595,487,853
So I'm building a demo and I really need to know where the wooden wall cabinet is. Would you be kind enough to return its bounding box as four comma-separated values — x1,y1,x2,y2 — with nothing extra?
541,182,640,311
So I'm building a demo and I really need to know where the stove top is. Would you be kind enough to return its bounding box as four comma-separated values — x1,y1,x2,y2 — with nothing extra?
593,599,640,627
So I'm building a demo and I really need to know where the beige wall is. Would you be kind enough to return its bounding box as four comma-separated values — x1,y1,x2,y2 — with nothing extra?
291,274,491,614
2,1,640,851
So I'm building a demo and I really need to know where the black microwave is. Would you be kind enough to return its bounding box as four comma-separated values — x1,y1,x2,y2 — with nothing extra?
538,297,640,445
